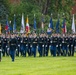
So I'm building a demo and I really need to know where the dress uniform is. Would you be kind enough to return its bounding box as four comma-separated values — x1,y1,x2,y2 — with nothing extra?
5,35,10,56
72,35,76,56
0,35,2,62
31,33,38,57
61,35,69,56
50,34,57,57
56,34,62,56
38,34,44,57
20,34,24,56
16,35,21,56
45,35,50,56
43,34,46,56
23,35,28,57
68,35,73,56
2,35,8,56
9,34,17,62
28,34,32,56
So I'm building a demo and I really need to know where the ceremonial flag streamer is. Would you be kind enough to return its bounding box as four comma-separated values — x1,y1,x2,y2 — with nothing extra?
72,14,75,33
13,14,16,33
20,13,25,33
62,18,67,34
26,15,30,33
49,18,53,30
56,19,60,33
5,17,10,34
34,14,36,30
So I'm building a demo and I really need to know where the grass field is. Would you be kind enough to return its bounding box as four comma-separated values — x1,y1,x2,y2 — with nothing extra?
0,53,76,75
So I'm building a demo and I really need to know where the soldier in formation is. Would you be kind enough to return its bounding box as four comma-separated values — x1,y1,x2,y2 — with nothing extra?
0,32,76,62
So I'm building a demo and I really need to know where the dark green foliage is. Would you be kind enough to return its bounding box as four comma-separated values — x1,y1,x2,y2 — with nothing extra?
0,0,8,25
0,0,75,33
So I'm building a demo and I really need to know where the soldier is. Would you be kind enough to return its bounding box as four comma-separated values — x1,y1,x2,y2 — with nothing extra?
20,33,24,56
72,34,76,56
16,33,21,56
45,34,50,56
31,33,38,57
50,34,57,57
9,34,17,62
61,34,69,56
2,34,8,56
0,34,2,62
56,34,62,56
22,33,28,57
38,33,42,57
42,33,46,56
68,34,73,56
28,33,32,56
38,33,44,57
6,34,10,56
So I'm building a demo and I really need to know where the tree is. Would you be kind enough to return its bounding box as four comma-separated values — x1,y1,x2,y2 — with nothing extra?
0,0,75,33
0,0,9,25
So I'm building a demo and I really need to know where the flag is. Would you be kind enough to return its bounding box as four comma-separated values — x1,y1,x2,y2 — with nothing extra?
41,22,44,30
49,18,53,30
62,18,67,34
5,18,10,34
13,14,16,33
72,14,75,33
56,19,60,33
47,28,52,35
48,18,53,34
26,15,30,33
34,14,36,30
41,14,44,30
5,20,9,31
20,13,25,33
0,23,1,34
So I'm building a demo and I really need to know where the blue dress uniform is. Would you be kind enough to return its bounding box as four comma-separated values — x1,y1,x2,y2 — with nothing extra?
61,36,69,56
45,36,50,56
72,36,76,56
68,36,73,56
5,36,10,56
9,35,17,62
57,36,62,56
20,36,24,56
2,37,8,56
28,35,32,56
50,35,57,57
0,36,2,62
16,36,21,56
31,36,38,57
38,36,44,57
23,36,28,57
43,36,46,56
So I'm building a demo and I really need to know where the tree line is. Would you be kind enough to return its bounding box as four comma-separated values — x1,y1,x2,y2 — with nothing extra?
0,0,75,33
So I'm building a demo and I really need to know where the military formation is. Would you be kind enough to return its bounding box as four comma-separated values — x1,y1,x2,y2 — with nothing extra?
0,32,76,62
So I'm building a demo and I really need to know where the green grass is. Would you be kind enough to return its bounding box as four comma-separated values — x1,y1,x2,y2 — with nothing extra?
0,54,76,75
